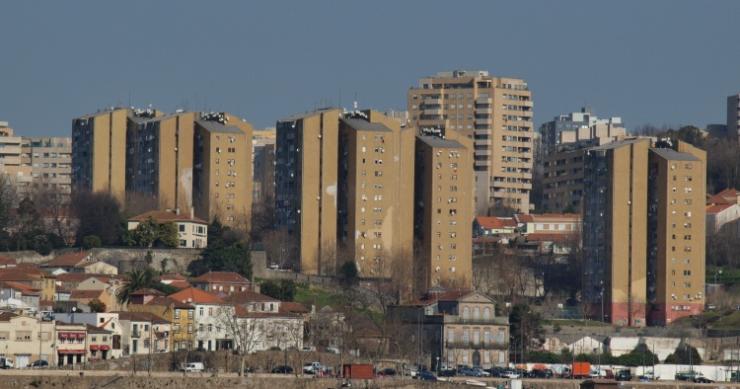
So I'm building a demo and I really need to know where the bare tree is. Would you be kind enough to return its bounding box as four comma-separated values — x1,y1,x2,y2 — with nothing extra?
217,306,259,376
263,229,298,269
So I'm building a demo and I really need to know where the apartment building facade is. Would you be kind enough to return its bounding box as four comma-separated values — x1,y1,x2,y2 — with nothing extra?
252,129,276,204
583,138,650,327
539,107,626,152
276,108,416,278
0,122,31,186
647,142,706,325
408,70,534,215
21,136,72,195
728,94,740,142
72,108,253,226
413,130,473,293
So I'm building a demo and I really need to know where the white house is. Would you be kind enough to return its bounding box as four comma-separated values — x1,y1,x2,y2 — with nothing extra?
168,287,234,351
128,210,208,249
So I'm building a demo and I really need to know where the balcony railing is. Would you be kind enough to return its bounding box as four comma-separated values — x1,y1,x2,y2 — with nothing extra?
445,316,509,326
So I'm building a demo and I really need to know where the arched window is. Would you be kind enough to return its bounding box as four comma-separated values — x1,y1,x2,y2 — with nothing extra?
463,306,470,319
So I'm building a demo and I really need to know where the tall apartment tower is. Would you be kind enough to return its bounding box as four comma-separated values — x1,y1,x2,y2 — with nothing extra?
193,112,253,226
275,108,416,279
72,108,252,227
647,141,706,325
582,138,650,327
276,108,341,275
337,111,415,278
728,94,740,142
0,122,31,183
413,129,474,293
127,111,195,212
21,136,72,196
72,108,159,206
252,128,276,204
408,70,533,215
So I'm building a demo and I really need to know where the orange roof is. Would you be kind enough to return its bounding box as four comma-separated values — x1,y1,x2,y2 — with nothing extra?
708,188,740,205
0,255,16,266
169,287,224,304
145,296,193,309
475,216,517,230
0,281,40,295
43,251,90,267
707,203,734,214
192,271,250,284
130,288,165,296
56,273,112,284
129,210,207,224
0,268,44,282
70,289,104,300
279,301,310,314
160,273,187,281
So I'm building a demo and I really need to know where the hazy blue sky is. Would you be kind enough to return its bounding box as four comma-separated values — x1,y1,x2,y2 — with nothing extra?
2,1,739,136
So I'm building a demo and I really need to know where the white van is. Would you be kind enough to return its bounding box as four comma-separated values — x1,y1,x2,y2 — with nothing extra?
180,362,205,372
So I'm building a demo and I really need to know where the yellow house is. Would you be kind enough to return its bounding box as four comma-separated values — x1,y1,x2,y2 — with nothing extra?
128,296,194,350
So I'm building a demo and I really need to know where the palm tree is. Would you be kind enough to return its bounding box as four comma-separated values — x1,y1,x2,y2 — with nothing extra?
118,267,157,304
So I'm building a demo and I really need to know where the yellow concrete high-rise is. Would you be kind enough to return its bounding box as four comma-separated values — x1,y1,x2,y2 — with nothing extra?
413,129,474,293
72,108,253,227
408,70,533,215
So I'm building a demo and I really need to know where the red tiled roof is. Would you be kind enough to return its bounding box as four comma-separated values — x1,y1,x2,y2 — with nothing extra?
43,251,90,267
279,301,310,314
159,273,187,281
70,289,104,300
0,268,43,282
707,188,740,205
707,203,734,214
0,255,16,266
223,290,278,305
192,271,250,284
145,296,194,309
476,216,517,230
169,287,224,304
0,281,40,295
129,210,207,224
167,279,192,290
130,288,165,296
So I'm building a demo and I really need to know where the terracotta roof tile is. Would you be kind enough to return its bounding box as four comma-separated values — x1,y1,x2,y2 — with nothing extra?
130,288,165,296
707,203,734,214
279,301,310,314
145,296,194,309
0,255,16,266
475,216,517,230
44,251,90,267
169,287,224,304
70,289,104,300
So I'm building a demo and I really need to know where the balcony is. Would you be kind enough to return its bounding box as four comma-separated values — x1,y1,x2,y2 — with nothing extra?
423,107,443,116
475,117,492,125
424,98,442,105
476,107,493,114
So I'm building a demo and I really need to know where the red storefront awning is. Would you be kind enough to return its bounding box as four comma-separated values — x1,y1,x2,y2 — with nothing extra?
99,345,110,351
89,345,99,351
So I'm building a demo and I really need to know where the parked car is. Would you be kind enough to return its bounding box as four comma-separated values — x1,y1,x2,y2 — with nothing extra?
325,346,340,354
418,370,437,381
501,369,521,379
486,367,505,377
301,346,316,352
303,361,325,374
530,369,554,379
0,358,13,369
438,368,456,377
180,362,204,372
458,366,478,377
378,367,397,377
638,371,658,382
615,369,632,381
30,360,49,369
272,365,293,374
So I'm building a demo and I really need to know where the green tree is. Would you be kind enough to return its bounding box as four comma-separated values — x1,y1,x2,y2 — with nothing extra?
88,298,107,313
665,342,702,365
187,219,252,278
614,343,660,366
82,235,102,249
260,280,296,301
73,192,123,246
117,268,179,304
509,304,544,363
157,222,178,248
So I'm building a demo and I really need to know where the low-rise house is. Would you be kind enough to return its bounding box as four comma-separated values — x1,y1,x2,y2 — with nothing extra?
516,213,582,234
69,289,114,312
117,312,171,355
474,216,518,237
388,291,509,370
128,296,195,351
55,322,87,366
225,291,304,352
159,273,191,290
169,287,234,351
0,265,56,301
0,312,55,367
0,281,40,313
59,274,124,311
706,188,740,236
192,271,251,295
0,255,17,269
128,288,165,305
86,324,114,361
41,251,95,273
53,312,123,358
127,210,208,248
